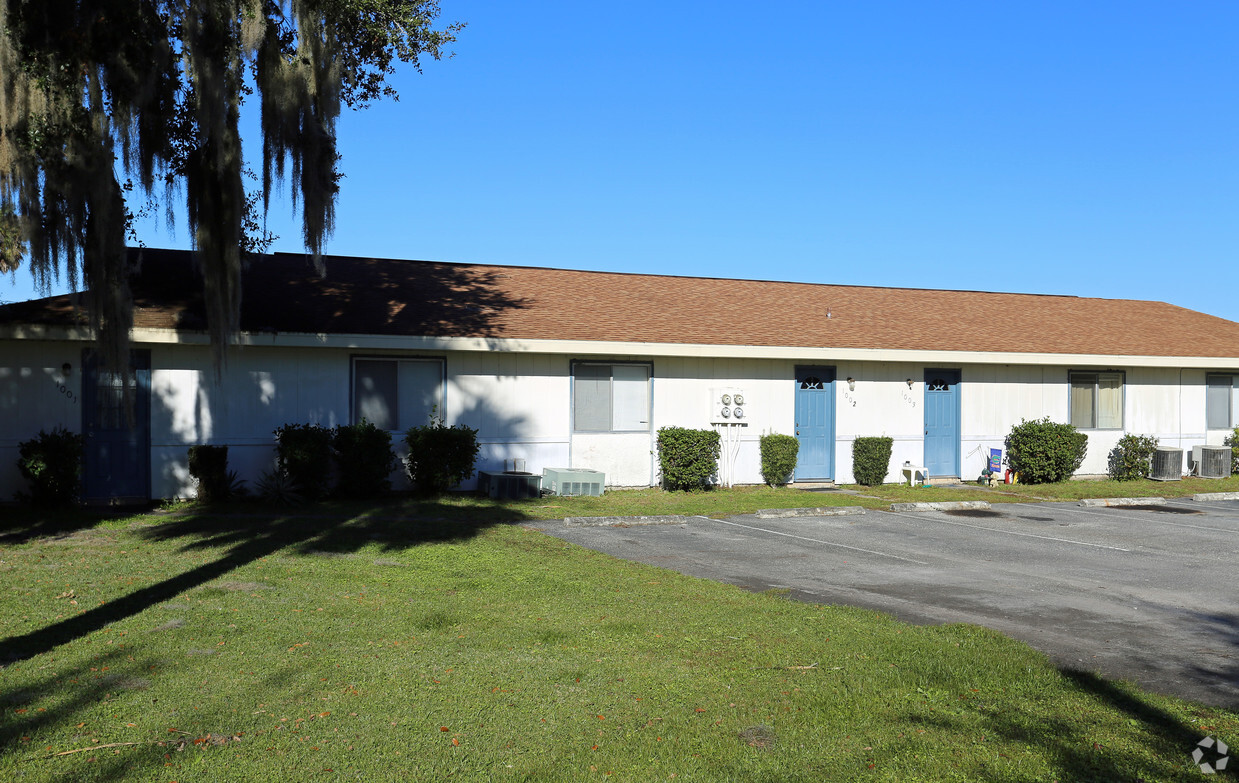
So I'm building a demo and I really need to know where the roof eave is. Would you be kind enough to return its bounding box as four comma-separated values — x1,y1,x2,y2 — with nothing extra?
2,324,1236,369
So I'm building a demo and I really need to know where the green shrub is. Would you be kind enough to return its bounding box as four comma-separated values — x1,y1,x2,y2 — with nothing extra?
255,468,303,506
1107,434,1158,481
759,433,799,486
274,423,333,500
187,445,230,503
1005,418,1088,484
852,436,894,486
16,427,84,506
1227,428,1239,475
333,420,396,498
656,427,720,491
403,418,480,495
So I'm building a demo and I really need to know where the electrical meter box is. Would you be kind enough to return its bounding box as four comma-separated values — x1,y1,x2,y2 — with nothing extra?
710,387,749,425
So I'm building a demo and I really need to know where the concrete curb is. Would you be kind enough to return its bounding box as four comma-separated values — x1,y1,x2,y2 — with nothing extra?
1078,497,1166,507
1192,492,1239,502
755,506,866,519
564,515,689,527
889,501,991,512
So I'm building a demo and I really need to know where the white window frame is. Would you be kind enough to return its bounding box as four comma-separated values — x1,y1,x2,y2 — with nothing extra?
1068,370,1125,430
1206,373,1235,430
571,361,652,433
350,356,446,431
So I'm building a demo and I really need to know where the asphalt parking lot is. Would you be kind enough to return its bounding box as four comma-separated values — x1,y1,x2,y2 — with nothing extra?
529,497,1239,709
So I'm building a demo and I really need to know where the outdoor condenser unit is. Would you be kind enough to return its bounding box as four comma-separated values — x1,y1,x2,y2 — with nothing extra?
1199,445,1232,479
1149,448,1183,481
477,470,542,500
542,468,605,497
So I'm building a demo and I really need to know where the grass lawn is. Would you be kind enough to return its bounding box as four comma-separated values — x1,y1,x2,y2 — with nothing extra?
982,474,1239,502
150,483,886,524
839,474,1239,505
1,504,1235,781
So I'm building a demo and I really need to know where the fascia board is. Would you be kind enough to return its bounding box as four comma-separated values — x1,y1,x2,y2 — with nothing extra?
3,325,1237,370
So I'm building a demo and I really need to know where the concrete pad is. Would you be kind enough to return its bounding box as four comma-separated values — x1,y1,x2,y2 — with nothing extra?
755,506,866,519
1078,497,1166,507
1193,492,1239,502
889,500,991,512
564,515,688,527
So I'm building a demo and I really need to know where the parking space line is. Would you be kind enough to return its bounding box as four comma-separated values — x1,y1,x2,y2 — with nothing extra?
1054,504,1239,535
1175,499,1239,513
697,517,929,565
883,510,1131,551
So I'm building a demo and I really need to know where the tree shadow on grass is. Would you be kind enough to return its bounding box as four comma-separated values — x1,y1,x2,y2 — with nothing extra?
0,499,533,665
896,668,1227,781
0,506,130,547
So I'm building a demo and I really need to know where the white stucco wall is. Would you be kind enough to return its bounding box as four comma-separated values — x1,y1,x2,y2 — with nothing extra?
1,336,1235,500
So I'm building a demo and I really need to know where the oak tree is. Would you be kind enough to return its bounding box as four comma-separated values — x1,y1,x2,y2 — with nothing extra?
0,0,461,369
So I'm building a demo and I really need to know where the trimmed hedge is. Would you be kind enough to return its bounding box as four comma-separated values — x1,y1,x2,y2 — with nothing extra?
16,427,83,506
274,424,333,500
333,420,396,498
852,436,893,486
759,433,799,486
188,445,230,504
404,419,480,495
1005,418,1087,484
1107,434,1158,481
656,427,720,491
1227,428,1239,475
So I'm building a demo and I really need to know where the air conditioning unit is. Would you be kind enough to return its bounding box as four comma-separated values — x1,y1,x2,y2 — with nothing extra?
477,470,542,499
1149,448,1183,481
542,467,605,497
1199,445,1232,479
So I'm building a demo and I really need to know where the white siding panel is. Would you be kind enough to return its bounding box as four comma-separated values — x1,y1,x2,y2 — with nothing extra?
572,432,652,486
446,352,570,488
0,341,83,498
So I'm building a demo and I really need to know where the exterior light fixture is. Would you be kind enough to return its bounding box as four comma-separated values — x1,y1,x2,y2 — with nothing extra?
62,362,72,376
846,377,855,391
906,378,914,388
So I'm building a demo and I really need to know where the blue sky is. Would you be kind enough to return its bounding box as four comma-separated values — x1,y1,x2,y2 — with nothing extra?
4,1,1238,322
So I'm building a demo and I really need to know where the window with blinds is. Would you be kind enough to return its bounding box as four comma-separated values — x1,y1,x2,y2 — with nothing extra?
1206,374,1234,430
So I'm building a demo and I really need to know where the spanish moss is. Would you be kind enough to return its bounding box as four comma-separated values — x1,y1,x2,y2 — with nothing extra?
0,0,460,374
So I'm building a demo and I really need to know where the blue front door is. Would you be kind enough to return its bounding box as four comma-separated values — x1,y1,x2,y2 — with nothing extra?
924,369,960,477
794,366,835,480
82,350,152,502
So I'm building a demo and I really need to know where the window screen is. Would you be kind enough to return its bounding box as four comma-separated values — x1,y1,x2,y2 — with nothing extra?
573,364,612,432
354,360,398,430
573,363,650,432
353,358,443,431
1207,374,1234,430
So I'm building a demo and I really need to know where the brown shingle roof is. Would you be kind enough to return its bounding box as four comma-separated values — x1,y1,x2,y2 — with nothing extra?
3,248,1238,358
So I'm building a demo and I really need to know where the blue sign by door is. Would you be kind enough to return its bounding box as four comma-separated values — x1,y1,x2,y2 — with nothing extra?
923,369,960,477
82,350,152,502
794,366,835,481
